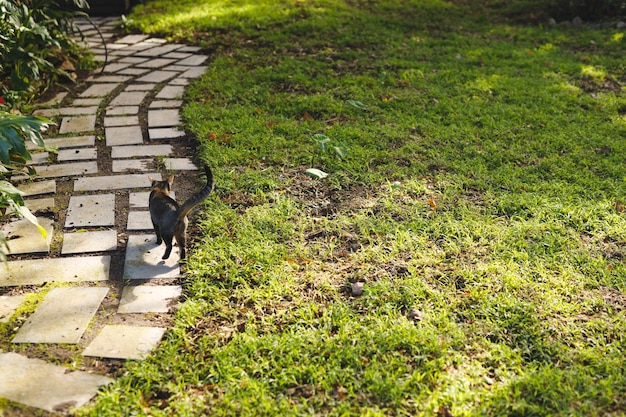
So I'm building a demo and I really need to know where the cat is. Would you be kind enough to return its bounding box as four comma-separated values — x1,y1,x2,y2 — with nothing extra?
148,165,214,260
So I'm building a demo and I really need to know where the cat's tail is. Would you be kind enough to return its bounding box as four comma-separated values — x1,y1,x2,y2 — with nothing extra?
177,165,214,219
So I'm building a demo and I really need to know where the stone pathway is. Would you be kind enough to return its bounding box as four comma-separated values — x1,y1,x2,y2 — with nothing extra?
0,17,208,414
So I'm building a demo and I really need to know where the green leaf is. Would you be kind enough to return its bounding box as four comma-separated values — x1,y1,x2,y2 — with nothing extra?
333,145,347,160
346,99,367,110
305,168,328,179
14,204,46,240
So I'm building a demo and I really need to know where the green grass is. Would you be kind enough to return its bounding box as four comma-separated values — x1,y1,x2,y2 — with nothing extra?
81,1,626,415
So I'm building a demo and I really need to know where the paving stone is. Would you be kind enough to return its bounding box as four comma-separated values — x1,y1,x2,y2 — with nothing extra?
127,211,152,231
136,70,178,83
125,83,156,91
178,45,202,53
12,287,109,344
24,197,55,213
162,65,189,72
116,34,150,44
62,230,117,254
36,91,67,107
57,147,97,161
137,44,184,57
137,58,177,68
29,161,97,178
106,105,139,116
112,159,153,173
118,56,150,64
180,66,208,79
74,173,161,192
29,152,50,165
117,67,151,76
118,285,182,313
1,217,54,255
149,99,183,109
82,325,166,360
109,91,148,106
123,234,180,280
0,256,110,286
169,77,190,86
163,158,198,171
0,295,26,322
155,85,185,100
149,127,185,140
148,109,180,127
177,55,209,66
129,191,174,209
33,106,98,117
105,125,143,146
72,98,102,106
102,62,132,73
65,194,115,228
79,83,119,97
19,180,56,197
0,352,112,413
59,115,96,134
163,51,192,59
35,135,96,150
87,75,131,83
111,144,173,158
104,115,140,127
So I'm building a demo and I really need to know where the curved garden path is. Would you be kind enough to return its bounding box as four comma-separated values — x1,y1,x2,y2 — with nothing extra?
0,17,208,414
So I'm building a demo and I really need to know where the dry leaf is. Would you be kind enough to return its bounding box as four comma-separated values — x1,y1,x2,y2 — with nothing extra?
428,198,438,210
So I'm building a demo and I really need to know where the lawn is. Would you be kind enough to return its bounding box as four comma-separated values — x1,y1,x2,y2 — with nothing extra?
82,1,626,415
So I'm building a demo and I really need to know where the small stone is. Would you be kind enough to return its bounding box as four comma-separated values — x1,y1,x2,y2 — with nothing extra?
408,308,424,321
351,282,364,296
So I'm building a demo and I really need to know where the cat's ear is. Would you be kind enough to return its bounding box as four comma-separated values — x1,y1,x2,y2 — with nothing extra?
167,175,175,184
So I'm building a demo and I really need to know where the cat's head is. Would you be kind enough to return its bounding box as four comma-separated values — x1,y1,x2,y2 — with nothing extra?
148,175,174,194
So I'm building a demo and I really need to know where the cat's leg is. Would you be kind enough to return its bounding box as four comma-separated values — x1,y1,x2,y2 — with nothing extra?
162,235,173,259
152,220,163,244
175,222,187,260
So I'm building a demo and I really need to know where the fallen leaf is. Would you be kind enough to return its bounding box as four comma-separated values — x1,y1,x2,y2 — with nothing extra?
305,168,328,179
302,112,314,121
428,198,438,210
616,201,624,213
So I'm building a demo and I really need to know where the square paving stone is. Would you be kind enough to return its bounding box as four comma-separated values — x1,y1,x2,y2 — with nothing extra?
59,115,96,134
0,352,112,413
24,197,55,213
149,99,183,108
123,234,180,280
0,295,26,322
102,62,132,73
148,109,180,127
163,52,192,59
106,125,143,146
1,217,54,255
163,158,198,171
125,83,156,91
177,55,209,66
111,144,173,158
34,106,98,117
87,75,131,83
129,191,174,208
136,71,178,83
57,147,97,161
74,173,161,192
155,85,185,100
33,135,95,150
116,34,150,44
112,159,153,173
12,287,109,344
19,180,56,197
104,115,140,127
118,285,182,313
149,127,185,140
0,256,110,287
136,58,176,68
82,325,166,360
31,161,97,178
180,66,208,79
72,98,102,106
79,83,119,97
106,105,139,115
169,78,190,86
109,91,148,106
65,194,115,228
62,230,118,254
117,68,151,76
127,211,152,231
137,44,183,57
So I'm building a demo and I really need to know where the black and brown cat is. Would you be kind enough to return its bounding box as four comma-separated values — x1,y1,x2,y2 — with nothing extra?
148,165,214,260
